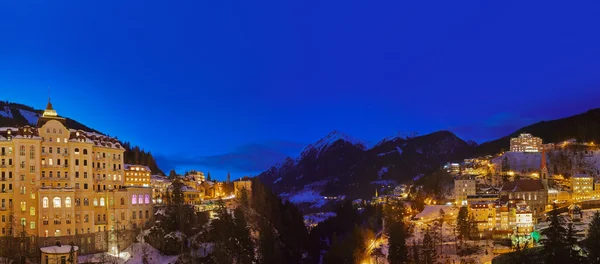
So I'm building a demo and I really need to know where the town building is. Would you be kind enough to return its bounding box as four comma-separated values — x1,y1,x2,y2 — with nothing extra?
454,176,477,206
123,164,151,187
233,177,252,197
0,100,153,255
500,179,547,218
510,133,542,152
150,175,170,205
40,243,78,264
514,201,533,235
571,173,595,201
470,201,495,232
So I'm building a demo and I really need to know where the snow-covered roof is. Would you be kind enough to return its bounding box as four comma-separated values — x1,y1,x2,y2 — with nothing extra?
40,245,78,254
124,164,151,171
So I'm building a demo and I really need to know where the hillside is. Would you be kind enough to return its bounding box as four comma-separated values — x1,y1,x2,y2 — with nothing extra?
258,130,473,208
0,101,164,175
476,108,600,155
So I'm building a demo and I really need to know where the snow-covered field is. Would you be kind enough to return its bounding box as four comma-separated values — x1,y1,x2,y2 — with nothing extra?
18,109,39,125
78,243,179,264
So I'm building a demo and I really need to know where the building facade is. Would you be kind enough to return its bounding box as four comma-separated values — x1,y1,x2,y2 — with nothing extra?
571,174,594,201
124,164,151,187
0,101,153,255
500,179,547,220
454,176,477,206
510,133,542,152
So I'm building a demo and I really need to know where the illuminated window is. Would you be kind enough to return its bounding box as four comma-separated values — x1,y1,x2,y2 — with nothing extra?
93,198,98,206
42,197,49,208
30,222,35,230
20,202,26,211
30,207,35,216
65,197,72,208
138,195,143,204
132,195,137,204
145,194,150,204
100,198,105,206
53,197,61,208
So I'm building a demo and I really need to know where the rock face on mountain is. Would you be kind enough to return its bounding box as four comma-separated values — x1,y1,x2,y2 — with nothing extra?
258,130,474,200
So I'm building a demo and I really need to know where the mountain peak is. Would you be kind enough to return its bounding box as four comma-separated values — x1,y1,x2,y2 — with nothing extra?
300,130,367,158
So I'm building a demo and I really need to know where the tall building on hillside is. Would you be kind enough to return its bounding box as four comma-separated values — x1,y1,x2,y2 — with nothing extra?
510,133,542,152
0,100,153,256
454,176,477,206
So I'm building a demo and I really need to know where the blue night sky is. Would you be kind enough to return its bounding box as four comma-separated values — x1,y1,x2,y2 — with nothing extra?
2,1,600,179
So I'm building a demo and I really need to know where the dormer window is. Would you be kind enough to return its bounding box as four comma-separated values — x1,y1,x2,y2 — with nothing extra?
76,132,79,137
6,130,10,135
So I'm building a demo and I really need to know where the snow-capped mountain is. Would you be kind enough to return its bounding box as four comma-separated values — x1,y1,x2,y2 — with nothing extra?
258,130,474,209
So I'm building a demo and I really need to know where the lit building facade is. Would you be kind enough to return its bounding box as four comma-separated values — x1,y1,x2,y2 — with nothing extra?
510,133,542,152
571,174,594,201
0,101,153,255
454,176,477,206
500,179,547,218
124,164,151,187
150,175,170,205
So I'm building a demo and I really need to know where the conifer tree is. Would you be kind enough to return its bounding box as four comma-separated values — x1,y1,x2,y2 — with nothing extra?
239,187,249,207
586,211,600,264
421,232,437,264
412,240,420,264
207,172,211,181
233,207,254,264
456,206,469,240
541,206,569,264
388,221,409,264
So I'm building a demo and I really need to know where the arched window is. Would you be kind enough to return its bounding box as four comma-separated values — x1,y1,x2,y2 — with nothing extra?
144,194,150,204
42,197,49,208
74,148,80,154
65,197,72,208
53,197,61,208
93,198,98,206
120,198,125,205
83,149,88,155
132,195,137,204
138,195,143,204
56,137,60,143
100,198,105,206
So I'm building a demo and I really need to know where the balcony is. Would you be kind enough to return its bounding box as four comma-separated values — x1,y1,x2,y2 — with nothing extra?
95,220,108,225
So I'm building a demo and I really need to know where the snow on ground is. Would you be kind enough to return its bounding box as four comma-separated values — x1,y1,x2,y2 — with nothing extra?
395,146,403,155
273,177,282,184
78,243,179,264
18,109,39,125
370,179,397,186
281,180,332,208
414,205,457,222
412,174,424,181
377,167,389,178
304,212,336,226
0,107,12,118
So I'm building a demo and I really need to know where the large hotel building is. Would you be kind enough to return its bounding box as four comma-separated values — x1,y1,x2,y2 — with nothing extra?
0,101,153,256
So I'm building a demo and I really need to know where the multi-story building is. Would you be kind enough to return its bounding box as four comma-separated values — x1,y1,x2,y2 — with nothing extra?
0,100,153,256
470,201,496,232
571,174,594,201
150,175,170,205
454,176,477,206
510,133,542,152
500,179,547,219
233,177,252,197
515,201,533,235
124,164,151,187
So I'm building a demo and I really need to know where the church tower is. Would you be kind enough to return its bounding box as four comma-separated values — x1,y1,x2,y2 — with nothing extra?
540,148,549,189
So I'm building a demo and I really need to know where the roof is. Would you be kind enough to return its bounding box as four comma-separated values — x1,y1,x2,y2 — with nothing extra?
40,245,78,254
501,179,545,192
124,164,151,172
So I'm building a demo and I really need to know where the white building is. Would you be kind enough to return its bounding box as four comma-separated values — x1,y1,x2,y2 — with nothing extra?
510,133,542,152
